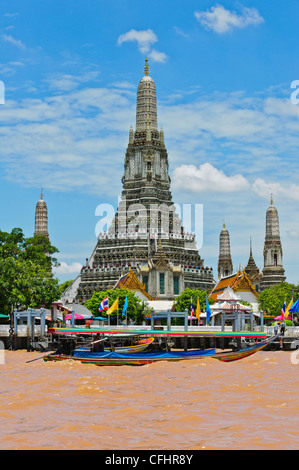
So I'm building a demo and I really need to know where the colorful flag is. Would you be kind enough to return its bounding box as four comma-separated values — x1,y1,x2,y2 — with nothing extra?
99,296,109,311
281,298,287,320
206,298,212,324
285,298,293,320
196,298,201,321
190,298,194,316
122,296,128,316
106,297,119,315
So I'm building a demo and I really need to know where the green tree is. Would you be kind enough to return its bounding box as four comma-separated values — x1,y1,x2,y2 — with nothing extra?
21,235,59,268
0,228,60,314
59,280,74,296
259,282,299,317
85,289,148,323
173,288,213,313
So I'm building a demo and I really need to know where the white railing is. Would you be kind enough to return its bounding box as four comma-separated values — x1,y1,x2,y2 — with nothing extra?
266,326,299,338
0,325,47,337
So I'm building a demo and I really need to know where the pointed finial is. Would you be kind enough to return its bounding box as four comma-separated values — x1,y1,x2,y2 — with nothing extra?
40,188,43,200
144,58,150,76
270,193,273,205
223,219,226,229
250,236,252,256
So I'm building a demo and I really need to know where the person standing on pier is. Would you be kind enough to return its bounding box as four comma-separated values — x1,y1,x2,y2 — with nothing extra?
279,321,286,349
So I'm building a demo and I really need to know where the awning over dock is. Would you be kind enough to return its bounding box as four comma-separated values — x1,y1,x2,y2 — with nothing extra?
49,326,267,339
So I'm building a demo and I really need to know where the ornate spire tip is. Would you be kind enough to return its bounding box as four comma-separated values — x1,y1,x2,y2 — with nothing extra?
144,58,150,76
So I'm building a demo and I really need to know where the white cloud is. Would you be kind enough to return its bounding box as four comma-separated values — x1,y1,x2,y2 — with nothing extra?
286,230,299,239
54,261,82,274
194,4,264,33
4,13,19,18
172,163,250,193
0,74,299,206
172,165,299,203
45,71,100,92
117,29,167,63
252,178,299,202
2,33,25,49
148,49,168,63
117,29,157,54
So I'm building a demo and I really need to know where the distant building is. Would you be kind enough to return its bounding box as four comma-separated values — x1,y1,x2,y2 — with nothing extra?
244,238,262,292
209,269,259,312
261,195,286,290
218,197,286,293
34,188,49,239
218,223,233,278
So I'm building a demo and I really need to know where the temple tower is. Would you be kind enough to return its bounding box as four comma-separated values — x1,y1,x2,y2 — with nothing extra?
218,223,233,278
244,237,262,292
34,188,49,239
76,60,214,302
261,195,285,290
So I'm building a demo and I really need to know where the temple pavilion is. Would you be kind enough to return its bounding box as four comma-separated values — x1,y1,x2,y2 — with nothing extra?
209,269,259,313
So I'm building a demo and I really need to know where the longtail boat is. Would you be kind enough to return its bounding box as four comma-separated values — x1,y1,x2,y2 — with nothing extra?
43,348,216,366
211,335,279,362
75,337,155,354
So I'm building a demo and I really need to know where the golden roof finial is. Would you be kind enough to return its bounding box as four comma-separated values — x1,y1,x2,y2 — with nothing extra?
144,57,150,76
270,193,273,205
40,187,44,200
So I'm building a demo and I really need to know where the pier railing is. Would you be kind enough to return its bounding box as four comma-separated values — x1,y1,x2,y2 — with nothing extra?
266,325,299,337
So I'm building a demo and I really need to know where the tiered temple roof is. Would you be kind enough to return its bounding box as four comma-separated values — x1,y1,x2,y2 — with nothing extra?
209,269,258,302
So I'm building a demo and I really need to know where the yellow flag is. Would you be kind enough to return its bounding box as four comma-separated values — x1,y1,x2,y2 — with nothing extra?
196,298,201,321
106,297,119,315
285,298,293,319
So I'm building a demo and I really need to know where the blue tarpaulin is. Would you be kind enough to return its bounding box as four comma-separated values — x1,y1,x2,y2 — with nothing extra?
73,348,216,360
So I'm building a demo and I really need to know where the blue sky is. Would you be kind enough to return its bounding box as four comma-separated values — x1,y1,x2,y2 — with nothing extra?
0,0,299,285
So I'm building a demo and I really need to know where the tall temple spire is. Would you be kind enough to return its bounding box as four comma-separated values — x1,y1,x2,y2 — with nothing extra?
218,222,233,278
144,57,150,76
75,61,214,303
136,58,158,132
245,236,262,291
261,197,285,290
34,188,49,239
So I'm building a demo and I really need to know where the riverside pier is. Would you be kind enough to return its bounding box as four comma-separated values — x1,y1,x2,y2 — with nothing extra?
1,307,298,352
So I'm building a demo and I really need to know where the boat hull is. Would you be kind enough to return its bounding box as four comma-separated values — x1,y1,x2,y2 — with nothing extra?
43,348,216,367
212,335,279,362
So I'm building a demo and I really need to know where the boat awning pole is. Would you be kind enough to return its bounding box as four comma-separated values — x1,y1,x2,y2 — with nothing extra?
13,309,18,335
40,308,46,336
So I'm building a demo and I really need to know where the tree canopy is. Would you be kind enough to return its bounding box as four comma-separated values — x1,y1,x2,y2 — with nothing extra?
85,288,148,322
59,280,74,297
173,288,213,313
0,228,60,314
259,282,299,317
